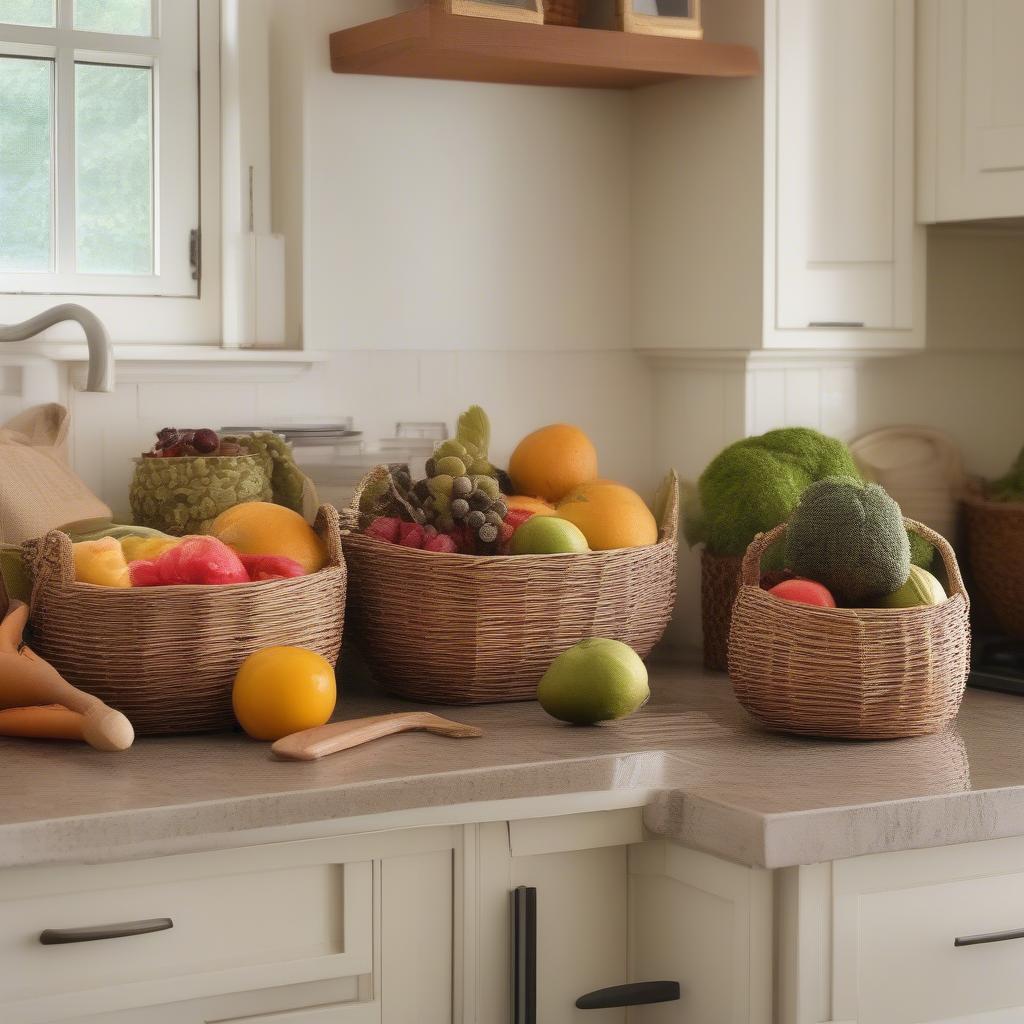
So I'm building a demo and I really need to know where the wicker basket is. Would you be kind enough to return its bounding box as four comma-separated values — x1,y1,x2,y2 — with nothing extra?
700,550,741,672
340,474,679,704
728,518,971,740
22,505,347,735
963,491,1024,639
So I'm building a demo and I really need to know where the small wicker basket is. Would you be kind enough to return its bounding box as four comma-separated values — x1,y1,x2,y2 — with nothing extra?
340,473,679,704
728,518,971,740
963,491,1024,638
23,505,347,735
700,550,741,672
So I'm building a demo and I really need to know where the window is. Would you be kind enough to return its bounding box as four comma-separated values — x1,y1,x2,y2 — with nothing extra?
0,0,199,297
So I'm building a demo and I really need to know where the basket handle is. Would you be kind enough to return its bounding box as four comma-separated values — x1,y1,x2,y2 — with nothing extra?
313,503,344,568
658,472,680,545
24,529,76,612
739,516,968,600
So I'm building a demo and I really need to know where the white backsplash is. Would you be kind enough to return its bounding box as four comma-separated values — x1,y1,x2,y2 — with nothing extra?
66,347,656,525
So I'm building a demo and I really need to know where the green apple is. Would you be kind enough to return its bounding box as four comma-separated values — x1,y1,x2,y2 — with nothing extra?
510,516,589,555
872,564,947,609
537,638,649,725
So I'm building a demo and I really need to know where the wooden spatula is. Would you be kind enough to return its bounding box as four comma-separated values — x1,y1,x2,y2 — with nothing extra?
271,711,483,762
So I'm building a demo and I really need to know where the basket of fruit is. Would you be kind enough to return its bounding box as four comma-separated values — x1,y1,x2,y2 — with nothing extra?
728,478,971,740
340,408,678,704
129,427,311,536
22,502,346,735
963,446,1024,638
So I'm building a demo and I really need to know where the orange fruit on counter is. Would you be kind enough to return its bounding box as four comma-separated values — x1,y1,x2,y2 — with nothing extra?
232,646,336,741
556,481,659,551
504,495,557,516
209,501,327,575
508,424,598,502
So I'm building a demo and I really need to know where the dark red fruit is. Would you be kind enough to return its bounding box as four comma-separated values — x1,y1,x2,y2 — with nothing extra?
192,428,220,454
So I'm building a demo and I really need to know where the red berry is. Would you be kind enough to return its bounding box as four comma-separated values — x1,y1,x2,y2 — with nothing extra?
192,428,220,454
424,534,458,553
768,578,836,608
398,522,426,548
365,517,402,543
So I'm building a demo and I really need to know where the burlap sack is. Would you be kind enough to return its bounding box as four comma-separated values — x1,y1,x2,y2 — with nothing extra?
0,404,111,544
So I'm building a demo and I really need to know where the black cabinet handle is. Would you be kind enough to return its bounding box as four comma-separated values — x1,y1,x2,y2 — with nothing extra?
511,887,536,1024
576,981,681,1009
40,918,173,945
955,927,1024,948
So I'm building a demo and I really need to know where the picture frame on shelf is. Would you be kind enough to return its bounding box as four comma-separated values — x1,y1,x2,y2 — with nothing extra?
618,0,702,38
434,0,544,25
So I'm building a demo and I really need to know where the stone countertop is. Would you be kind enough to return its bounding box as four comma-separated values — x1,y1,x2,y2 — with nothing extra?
2,654,1022,871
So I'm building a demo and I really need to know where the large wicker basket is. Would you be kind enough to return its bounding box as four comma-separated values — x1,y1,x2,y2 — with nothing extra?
963,491,1024,638
340,475,679,704
728,518,971,740
23,505,347,735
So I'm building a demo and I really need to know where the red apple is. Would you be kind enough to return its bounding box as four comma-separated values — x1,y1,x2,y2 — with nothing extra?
768,578,836,608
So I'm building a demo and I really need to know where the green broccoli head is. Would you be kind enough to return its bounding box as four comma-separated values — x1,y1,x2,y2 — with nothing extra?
785,476,911,604
688,428,861,562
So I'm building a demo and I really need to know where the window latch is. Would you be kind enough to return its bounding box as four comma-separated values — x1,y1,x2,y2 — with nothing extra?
189,228,201,282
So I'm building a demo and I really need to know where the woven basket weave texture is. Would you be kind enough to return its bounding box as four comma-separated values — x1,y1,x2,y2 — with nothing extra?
728,518,971,740
340,472,679,704
700,550,741,672
963,492,1024,638
23,504,347,735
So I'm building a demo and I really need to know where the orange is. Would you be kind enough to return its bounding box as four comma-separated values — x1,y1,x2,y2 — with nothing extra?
508,424,598,502
232,646,336,741
505,495,557,516
209,502,327,574
556,481,658,550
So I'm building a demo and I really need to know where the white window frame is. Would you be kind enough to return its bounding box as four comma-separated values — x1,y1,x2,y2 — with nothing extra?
0,0,220,345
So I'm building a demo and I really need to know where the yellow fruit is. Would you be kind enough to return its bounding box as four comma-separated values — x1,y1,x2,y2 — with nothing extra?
120,535,181,563
556,481,658,550
232,646,336,741
209,502,327,575
508,424,598,502
505,495,557,516
72,538,131,588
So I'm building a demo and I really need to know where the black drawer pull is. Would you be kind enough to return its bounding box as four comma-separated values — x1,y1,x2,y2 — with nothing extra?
576,981,681,1009
40,918,173,945
511,887,536,1024
954,927,1024,948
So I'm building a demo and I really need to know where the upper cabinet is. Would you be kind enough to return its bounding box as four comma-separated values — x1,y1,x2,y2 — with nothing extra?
632,0,924,352
918,0,1024,223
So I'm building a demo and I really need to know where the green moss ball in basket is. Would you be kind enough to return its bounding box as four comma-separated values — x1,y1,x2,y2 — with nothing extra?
728,477,970,740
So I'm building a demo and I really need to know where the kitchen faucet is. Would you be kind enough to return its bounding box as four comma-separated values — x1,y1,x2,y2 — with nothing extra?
0,303,114,393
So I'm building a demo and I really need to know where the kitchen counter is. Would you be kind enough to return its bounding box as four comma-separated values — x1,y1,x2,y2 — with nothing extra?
2,654,1023,871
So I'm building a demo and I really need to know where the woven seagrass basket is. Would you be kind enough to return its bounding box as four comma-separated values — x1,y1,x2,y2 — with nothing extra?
963,491,1024,639
22,505,347,735
700,550,741,672
728,517,971,740
340,472,679,704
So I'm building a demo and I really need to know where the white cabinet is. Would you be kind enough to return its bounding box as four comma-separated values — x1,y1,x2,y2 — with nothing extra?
476,810,772,1023
631,0,924,353
919,0,1024,222
773,0,916,332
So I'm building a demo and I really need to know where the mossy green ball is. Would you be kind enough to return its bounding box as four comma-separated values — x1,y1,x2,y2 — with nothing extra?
785,476,911,604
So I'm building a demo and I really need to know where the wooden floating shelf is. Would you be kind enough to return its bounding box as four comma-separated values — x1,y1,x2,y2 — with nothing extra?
329,7,760,90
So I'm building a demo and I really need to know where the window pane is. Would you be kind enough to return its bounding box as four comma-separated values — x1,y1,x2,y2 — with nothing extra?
0,0,54,27
74,0,151,35
75,63,152,275
0,57,52,273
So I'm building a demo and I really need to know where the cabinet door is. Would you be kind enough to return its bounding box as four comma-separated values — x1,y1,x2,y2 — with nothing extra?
919,0,1024,221
628,842,772,1024
772,0,917,333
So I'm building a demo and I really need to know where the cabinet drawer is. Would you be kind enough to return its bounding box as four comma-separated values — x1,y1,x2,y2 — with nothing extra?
0,845,372,1023
833,838,1024,1023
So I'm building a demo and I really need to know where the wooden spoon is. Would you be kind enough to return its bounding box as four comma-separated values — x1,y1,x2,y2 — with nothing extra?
0,601,134,751
272,711,483,762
